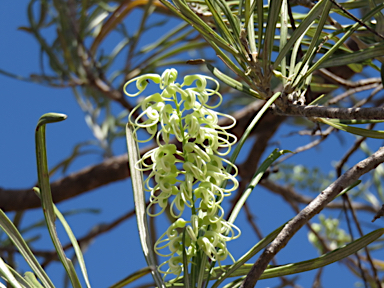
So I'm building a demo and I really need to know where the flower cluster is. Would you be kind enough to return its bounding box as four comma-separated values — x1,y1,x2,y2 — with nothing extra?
124,69,240,277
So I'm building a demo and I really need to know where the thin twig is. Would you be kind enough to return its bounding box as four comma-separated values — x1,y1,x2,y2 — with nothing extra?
327,84,382,106
335,128,372,178
342,195,368,288
319,69,381,89
372,204,384,222
274,126,334,165
328,0,384,41
41,205,140,266
345,194,381,287
311,267,323,288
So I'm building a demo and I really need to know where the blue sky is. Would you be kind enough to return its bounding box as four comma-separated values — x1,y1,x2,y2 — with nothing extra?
1,1,384,288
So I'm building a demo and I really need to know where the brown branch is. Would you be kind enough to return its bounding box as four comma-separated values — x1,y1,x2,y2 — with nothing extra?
0,101,283,212
274,104,384,120
240,146,384,288
0,155,130,212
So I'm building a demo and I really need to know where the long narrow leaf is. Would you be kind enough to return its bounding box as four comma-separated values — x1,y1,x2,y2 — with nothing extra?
206,64,261,99
256,0,264,52
279,0,288,81
109,266,154,288
33,188,91,288
24,272,44,288
291,0,332,88
263,0,282,68
90,0,164,53
205,0,236,46
273,0,327,69
318,42,384,69
236,228,384,279
6,266,33,288
176,228,384,284
227,92,282,172
228,148,291,225
126,123,165,288
0,210,54,288
35,113,82,288
304,3,384,78
216,0,241,40
0,257,23,288
318,118,384,139
164,0,239,55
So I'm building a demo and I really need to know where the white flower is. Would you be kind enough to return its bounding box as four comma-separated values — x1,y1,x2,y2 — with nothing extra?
124,69,241,276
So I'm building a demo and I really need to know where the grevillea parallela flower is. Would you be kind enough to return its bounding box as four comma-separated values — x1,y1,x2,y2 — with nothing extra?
124,69,240,277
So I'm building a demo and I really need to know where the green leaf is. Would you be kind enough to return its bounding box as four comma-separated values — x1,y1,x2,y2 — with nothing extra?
33,187,91,288
318,118,384,139
259,228,384,279
279,0,289,81
173,228,384,284
205,0,237,47
163,0,238,55
291,0,332,88
256,0,264,53
227,148,291,225
24,272,44,288
109,266,154,288
0,257,23,288
35,113,82,288
274,0,327,69
225,92,286,186
5,267,32,288
326,119,384,125
206,64,261,99
216,0,240,39
310,82,339,93
125,123,166,288
244,0,257,59
318,42,384,69
263,0,282,68
0,210,54,288
304,3,384,78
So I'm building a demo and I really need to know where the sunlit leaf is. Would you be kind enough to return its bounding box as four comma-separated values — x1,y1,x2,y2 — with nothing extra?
35,113,82,288
126,123,166,288
0,210,54,288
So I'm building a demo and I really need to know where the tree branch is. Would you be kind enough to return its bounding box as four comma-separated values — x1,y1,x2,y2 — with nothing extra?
0,154,130,211
240,146,384,288
274,104,384,120
0,101,283,212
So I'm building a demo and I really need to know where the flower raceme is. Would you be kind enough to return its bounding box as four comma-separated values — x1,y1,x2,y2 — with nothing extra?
124,69,240,277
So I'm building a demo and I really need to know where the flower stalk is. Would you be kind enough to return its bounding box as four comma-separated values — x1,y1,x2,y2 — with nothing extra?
124,69,240,279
